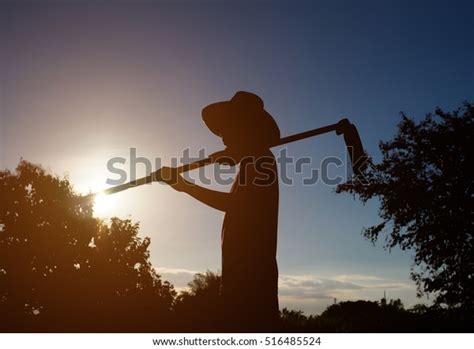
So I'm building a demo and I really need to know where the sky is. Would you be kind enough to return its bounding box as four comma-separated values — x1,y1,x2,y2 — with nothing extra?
1,0,473,314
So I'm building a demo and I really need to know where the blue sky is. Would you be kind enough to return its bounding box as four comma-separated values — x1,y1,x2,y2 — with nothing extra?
1,0,473,314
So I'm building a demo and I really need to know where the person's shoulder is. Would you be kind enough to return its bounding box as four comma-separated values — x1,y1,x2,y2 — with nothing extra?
239,150,278,187
263,149,275,158
241,150,276,169
258,149,277,163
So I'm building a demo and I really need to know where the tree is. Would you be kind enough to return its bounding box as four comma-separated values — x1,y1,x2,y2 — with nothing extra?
337,102,474,310
0,160,175,332
279,308,308,331
315,300,414,332
173,271,222,332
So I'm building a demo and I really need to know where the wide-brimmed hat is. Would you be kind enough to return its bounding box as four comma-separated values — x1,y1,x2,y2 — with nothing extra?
202,91,280,147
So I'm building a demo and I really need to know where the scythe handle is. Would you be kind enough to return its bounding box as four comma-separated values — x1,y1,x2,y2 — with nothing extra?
79,119,361,202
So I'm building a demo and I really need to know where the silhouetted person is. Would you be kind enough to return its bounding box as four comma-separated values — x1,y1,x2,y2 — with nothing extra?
159,91,280,331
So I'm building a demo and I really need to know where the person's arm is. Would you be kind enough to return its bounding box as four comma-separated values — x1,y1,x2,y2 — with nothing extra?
156,167,233,212
180,179,232,212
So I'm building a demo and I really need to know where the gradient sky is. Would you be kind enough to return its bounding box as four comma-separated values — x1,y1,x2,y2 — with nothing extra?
1,0,473,314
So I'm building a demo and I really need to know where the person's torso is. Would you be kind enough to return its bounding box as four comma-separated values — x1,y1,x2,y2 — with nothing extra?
221,151,279,275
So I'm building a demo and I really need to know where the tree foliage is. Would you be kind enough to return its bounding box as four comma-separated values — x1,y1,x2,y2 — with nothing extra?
337,102,474,309
173,271,222,332
0,160,175,331
1,158,471,332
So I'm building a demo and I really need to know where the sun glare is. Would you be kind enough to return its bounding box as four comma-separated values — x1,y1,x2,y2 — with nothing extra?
93,192,118,217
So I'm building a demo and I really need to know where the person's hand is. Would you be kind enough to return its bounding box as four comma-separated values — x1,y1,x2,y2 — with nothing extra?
153,167,187,192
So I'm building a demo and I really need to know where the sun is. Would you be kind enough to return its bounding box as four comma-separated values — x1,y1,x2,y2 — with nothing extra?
93,192,118,217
